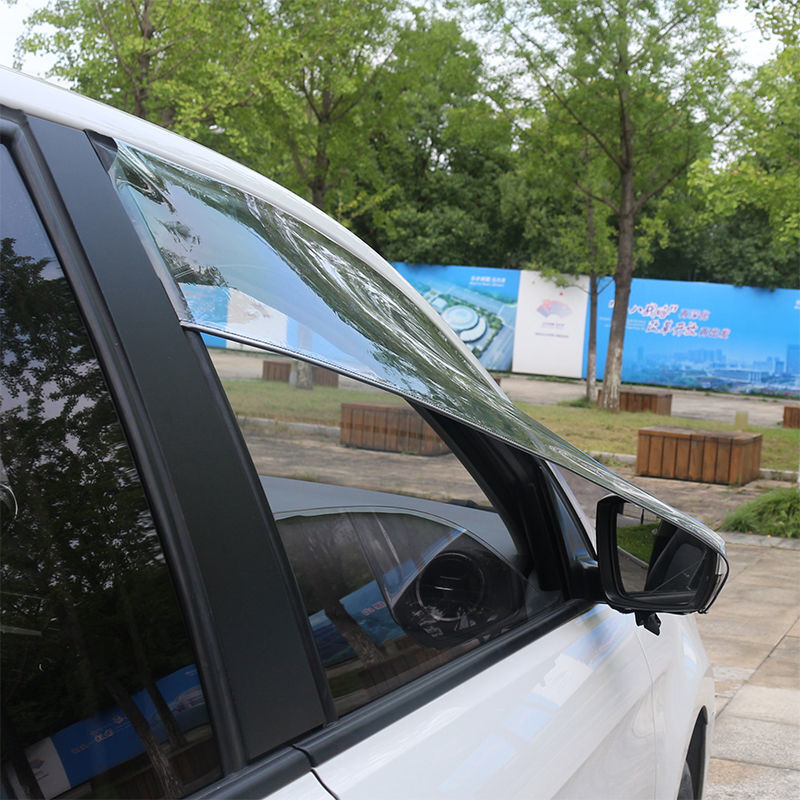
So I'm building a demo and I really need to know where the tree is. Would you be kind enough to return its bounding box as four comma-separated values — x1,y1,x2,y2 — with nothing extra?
641,190,800,288
504,108,618,401
238,0,407,213
15,0,275,148
346,18,520,267
474,0,737,409
685,1,799,275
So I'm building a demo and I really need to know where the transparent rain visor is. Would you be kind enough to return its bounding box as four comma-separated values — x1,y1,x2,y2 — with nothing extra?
110,143,506,414
107,142,729,561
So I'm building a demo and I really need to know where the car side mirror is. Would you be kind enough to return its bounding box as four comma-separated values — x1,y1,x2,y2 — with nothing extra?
595,495,728,632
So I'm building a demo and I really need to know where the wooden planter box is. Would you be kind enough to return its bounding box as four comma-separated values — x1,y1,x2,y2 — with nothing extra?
261,359,292,382
598,388,672,415
636,426,762,486
783,406,800,429
340,403,449,456
261,358,338,387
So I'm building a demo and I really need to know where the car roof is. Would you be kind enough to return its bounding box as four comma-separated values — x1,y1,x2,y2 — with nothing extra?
0,67,725,552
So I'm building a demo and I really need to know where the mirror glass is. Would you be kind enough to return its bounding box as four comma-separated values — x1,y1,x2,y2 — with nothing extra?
615,502,713,601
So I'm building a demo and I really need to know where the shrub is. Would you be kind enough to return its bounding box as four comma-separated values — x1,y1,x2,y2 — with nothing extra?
721,488,800,538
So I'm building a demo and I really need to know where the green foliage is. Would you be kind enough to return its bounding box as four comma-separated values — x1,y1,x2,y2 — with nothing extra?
16,0,276,148
688,46,800,271
238,0,406,209
721,488,800,537
473,0,738,409
346,17,520,265
13,0,795,287
642,194,800,288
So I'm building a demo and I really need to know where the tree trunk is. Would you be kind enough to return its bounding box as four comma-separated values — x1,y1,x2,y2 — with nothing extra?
118,581,187,750
291,326,315,389
599,62,636,413
586,271,598,404
599,193,636,411
104,674,184,799
291,360,314,390
324,598,385,667
146,682,187,752
584,187,599,404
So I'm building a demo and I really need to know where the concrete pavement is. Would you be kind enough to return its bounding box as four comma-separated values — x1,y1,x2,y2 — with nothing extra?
697,541,800,799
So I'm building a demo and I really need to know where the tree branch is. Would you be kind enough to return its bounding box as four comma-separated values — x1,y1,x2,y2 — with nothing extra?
575,180,620,214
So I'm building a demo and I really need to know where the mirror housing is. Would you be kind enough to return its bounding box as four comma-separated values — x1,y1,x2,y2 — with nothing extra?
596,495,728,616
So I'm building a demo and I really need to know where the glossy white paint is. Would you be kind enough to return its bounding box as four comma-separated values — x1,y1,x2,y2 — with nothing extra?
315,606,665,800
262,774,332,800
636,615,715,798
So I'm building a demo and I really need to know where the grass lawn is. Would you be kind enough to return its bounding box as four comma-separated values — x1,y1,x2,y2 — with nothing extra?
220,379,799,472
221,379,404,426
616,522,657,563
515,402,800,472
721,488,800,538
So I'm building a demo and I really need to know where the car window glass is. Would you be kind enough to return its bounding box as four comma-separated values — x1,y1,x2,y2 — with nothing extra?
209,347,561,715
0,147,221,799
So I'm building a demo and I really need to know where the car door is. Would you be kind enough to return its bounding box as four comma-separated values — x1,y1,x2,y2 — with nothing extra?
309,606,656,800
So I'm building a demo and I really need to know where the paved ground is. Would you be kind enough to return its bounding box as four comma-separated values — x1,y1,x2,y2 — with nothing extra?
215,352,800,798
695,542,800,799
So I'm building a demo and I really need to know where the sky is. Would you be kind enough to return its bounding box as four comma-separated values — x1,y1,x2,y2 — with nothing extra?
0,0,781,82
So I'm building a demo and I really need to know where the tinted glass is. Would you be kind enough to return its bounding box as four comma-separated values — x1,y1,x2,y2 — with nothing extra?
0,148,220,799
210,348,561,714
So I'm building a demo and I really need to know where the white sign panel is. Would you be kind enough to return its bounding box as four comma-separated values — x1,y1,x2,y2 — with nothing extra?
512,273,589,378
7,737,70,800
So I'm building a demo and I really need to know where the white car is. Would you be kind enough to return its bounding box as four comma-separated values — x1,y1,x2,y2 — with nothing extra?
0,68,726,800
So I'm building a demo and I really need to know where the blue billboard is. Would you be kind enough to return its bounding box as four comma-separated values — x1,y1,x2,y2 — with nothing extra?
392,263,520,371
586,279,800,397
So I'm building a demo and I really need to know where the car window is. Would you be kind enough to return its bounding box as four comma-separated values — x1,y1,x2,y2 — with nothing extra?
208,347,562,715
108,139,725,552
0,147,221,799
